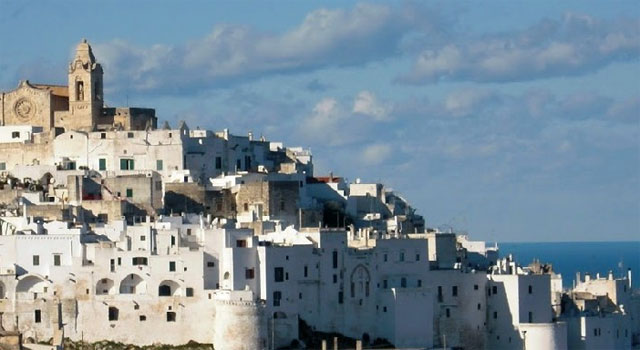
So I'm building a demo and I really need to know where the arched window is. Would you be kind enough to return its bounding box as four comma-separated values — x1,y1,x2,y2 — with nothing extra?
350,265,371,298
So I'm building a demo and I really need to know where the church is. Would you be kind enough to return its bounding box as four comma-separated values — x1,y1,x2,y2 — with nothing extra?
0,39,156,133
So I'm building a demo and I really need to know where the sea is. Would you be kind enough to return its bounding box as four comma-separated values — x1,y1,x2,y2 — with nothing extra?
498,241,640,289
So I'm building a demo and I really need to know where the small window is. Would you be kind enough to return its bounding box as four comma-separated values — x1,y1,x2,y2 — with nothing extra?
528,285,533,294
108,307,119,321
477,303,481,310
399,251,405,262
304,265,308,278
169,261,176,272
186,288,194,297
243,203,249,211
120,159,134,170
338,291,344,304
332,251,338,269
333,274,338,284
401,278,407,288
446,308,450,318
417,279,422,287
383,280,388,289
528,311,533,323
416,253,420,261
100,132,106,139
166,312,176,322
11,131,20,139
452,285,458,297
383,253,387,262
132,257,148,266
140,235,146,241
493,311,498,319
236,240,247,248
207,261,215,268
492,286,498,294
35,309,41,323
245,268,255,279
127,132,134,138
215,157,222,169
53,254,61,266
33,255,40,266
0,162,5,171
274,267,284,282
273,291,282,307
139,315,146,321
98,158,106,171
134,304,139,310
474,284,479,290
126,188,133,198
156,160,163,171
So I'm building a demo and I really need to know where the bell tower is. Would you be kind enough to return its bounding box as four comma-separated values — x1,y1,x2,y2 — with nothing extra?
67,39,103,131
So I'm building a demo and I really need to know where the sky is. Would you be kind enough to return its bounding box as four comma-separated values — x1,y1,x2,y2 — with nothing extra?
0,1,638,242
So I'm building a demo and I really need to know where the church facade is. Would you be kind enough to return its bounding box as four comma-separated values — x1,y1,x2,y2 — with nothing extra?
0,40,156,133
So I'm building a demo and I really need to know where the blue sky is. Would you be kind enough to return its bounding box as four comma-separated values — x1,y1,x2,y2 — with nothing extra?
1,1,638,242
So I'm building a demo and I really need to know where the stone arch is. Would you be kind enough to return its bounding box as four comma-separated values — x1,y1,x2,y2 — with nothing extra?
158,280,181,297
350,264,371,298
119,273,147,295
96,278,115,295
16,275,48,299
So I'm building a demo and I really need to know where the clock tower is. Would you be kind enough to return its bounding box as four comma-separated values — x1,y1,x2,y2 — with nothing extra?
67,39,103,131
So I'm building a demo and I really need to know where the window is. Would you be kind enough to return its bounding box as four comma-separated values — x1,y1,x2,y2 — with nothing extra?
304,265,308,278
132,257,148,266
528,311,533,323
12,131,20,139
446,308,450,318
140,235,146,241
127,132,134,138
67,161,76,170
399,251,405,262
333,274,338,284
120,159,134,170
437,286,443,302
215,157,222,169
417,279,422,287
273,291,282,307
416,253,420,261
383,253,387,262
171,236,175,246
76,81,84,100
401,278,407,288
35,310,41,323
383,280,388,289
207,261,215,268
492,286,498,294
236,159,241,170
243,203,249,211
166,312,176,322
332,251,338,269
338,291,343,304
53,254,61,266
493,311,498,319
452,285,458,297
279,199,285,211
245,155,251,170
33,255,40,266
108,307,119,321
474,284,479,290
245,268,255,279
528,285,533,294
155,159,163,171
139,315,146,321
0,162,5,171
126,188,133,198
477,303,481,310
186,288,194,297
98,158,106,171
236,240,247,248
169,261,176,272
101,132,106,139
274,267,284,282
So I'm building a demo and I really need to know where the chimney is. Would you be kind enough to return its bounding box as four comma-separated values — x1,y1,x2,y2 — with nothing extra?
585,273,591,282
576,272,581,284
608,270,613,280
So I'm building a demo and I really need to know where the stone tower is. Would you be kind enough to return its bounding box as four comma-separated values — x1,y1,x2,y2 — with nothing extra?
67,39,103,131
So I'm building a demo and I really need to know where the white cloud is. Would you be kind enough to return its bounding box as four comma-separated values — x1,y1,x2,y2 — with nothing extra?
352,90,390,121
399,13,640,84
361,143,392,165
92,3,433,94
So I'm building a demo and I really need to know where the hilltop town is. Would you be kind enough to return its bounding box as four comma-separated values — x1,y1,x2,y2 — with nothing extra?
0,40,637,350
